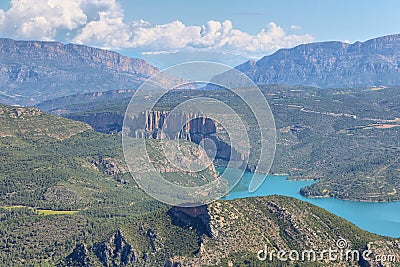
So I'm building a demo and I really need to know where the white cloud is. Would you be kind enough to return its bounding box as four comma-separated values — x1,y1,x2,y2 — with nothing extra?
127,20,201,50
0,0,87,40
141,50,180,56
0,9,5,25
0,0,313,57
72,11,131,49
290,25,301,30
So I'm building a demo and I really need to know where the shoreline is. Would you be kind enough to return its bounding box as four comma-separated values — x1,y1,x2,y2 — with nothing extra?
219,167,400,203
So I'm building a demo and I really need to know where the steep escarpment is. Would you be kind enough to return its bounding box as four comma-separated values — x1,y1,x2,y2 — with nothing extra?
67,109,249,169
212,34,400,88
0,38,157,74
0,38,184,105
126,110,216,140
124,110,248,169
168,205,213,238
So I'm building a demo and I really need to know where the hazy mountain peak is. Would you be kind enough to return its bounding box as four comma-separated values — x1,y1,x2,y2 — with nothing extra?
215,33,400,88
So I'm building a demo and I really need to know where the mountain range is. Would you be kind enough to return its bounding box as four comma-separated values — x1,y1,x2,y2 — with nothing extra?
1,34,400,107
0,38,183,106
213,34,400,88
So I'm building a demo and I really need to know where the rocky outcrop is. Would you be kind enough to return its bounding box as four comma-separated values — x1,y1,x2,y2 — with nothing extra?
62,230,138,267
92,229,137,267
212,34,400,88
64,244,92,267
89,157,128,178
168,205,213,238
167,205,213,263
146,229,160,253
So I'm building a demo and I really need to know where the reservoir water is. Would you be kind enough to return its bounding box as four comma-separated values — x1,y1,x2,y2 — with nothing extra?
220,168,400,238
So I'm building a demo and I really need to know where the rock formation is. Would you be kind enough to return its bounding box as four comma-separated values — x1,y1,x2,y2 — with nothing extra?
91,229,137,267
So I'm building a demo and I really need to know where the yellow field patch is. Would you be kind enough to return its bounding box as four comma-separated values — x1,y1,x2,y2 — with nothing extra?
1,205,79,215
36,209,79,215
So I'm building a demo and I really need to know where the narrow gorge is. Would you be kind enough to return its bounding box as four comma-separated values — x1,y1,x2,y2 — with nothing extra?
67,110,249,170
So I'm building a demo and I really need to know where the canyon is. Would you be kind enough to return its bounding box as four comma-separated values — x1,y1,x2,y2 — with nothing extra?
124,110,248,169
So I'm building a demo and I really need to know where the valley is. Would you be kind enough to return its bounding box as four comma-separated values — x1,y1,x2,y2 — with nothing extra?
2,103,400,266
38,85,400,202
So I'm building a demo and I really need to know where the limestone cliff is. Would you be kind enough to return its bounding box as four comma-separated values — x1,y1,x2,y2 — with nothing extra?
66,110,249,169
124,110,248,169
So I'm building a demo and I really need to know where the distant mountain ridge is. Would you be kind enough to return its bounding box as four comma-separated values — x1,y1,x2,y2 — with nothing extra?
213,34,400,88
3,34,400,106
0,38,183,105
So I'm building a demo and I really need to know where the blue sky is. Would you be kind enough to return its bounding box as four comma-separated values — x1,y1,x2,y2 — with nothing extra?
0,0,399,67
119,0,400,42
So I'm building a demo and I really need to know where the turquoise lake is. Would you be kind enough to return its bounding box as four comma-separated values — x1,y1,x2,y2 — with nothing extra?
219,168,400,238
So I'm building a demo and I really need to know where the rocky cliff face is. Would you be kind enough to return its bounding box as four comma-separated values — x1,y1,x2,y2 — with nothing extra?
126,110,216,140
168,205,213,238
0,38,184,105
212,34,400,88
0,38,158,74
124,110,248,169
66,109,248,169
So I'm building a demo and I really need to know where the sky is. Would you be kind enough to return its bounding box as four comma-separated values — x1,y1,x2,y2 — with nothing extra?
0,0,399,67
